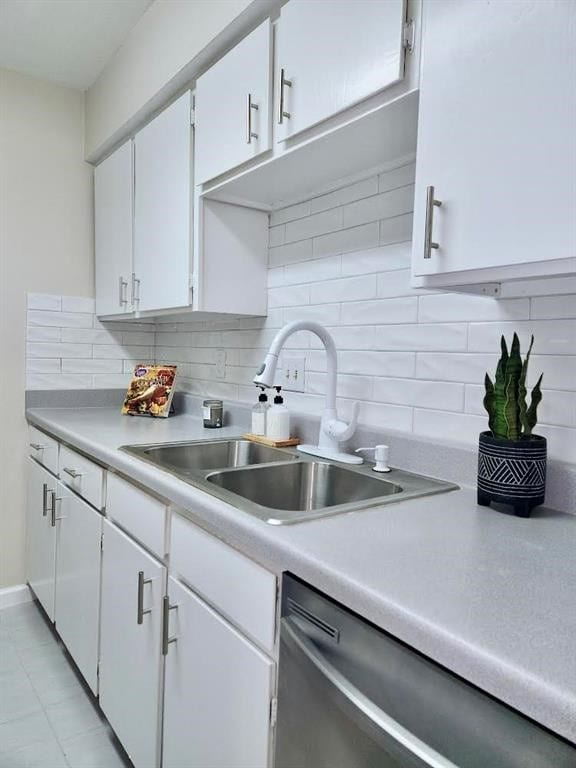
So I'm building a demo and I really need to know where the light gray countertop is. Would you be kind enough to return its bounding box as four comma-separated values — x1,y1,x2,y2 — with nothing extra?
26,406,576,744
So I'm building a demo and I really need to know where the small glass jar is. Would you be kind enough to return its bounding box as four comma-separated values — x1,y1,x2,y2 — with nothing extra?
203,399,223,428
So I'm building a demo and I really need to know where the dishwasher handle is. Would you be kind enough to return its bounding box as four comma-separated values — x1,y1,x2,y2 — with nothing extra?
283,618,458,768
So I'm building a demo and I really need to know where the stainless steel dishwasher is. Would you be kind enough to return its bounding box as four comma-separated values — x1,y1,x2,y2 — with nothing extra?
275,575,576,768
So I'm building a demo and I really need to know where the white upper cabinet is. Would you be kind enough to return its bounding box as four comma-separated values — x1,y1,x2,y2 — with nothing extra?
412,0,576,281
195,20,272,185
134,91,193,313
275,0,407,142
94,141,133,316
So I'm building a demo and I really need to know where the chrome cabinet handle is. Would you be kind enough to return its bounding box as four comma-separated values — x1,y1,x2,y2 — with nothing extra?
137,571,153,625
118,276,128,307
246,93,259,144
162,596,178,655
278,68,292,125
49,491,62,527
131,273,141,306
29,443,44,451
42,483,49,517
62,467,83,479
424,185,442,259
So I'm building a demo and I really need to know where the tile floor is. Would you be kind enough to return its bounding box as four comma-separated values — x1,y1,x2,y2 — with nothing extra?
0,600,132,768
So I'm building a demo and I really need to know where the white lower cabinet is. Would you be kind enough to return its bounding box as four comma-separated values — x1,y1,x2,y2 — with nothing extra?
26,458,57,621
163,576,275,768
99,520,165,768
54,481,102,693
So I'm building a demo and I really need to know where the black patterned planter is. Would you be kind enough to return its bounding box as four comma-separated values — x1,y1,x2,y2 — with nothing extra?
477,431,547,518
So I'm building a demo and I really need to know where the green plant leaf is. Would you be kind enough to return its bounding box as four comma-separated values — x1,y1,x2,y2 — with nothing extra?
518,335,534,435
492,335,509,439
483,373,496,433
524,373,543,436
504,371,520,439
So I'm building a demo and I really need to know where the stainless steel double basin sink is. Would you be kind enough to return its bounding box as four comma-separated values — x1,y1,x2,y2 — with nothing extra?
122,438,457,525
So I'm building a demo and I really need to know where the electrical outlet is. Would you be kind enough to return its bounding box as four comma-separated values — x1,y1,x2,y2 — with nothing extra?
215,350,226,379
282,355,305,392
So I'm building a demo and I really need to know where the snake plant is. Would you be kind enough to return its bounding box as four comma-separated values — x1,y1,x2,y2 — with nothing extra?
483,333,543,440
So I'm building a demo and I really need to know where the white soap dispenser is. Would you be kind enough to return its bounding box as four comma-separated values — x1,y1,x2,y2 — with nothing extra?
266,386,290,441
251,387,270,436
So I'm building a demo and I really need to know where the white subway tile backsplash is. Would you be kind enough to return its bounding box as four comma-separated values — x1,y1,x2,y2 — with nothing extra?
468,321,576,355
340,297,418,326
25,165,576,463
28,310,93,329
531,295,576,320
379,213,413,246
61,296,96,314
313,222,379,258
373,377,465,411
310,275,377,305
343,185,414,229
27,293,62,311
27,342,92,359
341,242,411,276
418,294,530,323
284,207,343,243
310,177,379,214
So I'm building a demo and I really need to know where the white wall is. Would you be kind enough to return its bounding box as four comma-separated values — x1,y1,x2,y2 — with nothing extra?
0,68,93,588
85,0,258,159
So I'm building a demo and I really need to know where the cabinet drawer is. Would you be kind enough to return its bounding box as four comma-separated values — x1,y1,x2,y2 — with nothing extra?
171,515,277,653
28,425,59,475
106,473,167,559
59,445,105,511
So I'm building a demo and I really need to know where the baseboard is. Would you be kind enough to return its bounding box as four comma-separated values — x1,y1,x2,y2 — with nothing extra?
0,583,33,610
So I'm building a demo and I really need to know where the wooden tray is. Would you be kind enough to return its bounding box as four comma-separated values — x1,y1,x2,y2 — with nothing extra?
243,433,300,448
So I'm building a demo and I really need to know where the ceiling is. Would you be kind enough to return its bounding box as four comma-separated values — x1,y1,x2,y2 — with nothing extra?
0,0,153,90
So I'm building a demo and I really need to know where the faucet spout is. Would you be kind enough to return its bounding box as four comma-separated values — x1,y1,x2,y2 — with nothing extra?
253,321,362,464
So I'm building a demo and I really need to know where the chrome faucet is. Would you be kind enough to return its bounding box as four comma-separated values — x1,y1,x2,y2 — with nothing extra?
253,320,362,464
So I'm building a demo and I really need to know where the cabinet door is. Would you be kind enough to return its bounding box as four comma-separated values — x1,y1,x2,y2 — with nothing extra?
100,520,165,768
26,459,57,621
276,0,406,141
163,577,275,768
134,92,192,313
54,482,102,693
412,0,576,277
94,141,133,316
195,20,272,184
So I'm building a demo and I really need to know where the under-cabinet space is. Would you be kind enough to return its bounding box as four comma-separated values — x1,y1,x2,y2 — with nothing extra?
100,520,165,768
163,576,275,768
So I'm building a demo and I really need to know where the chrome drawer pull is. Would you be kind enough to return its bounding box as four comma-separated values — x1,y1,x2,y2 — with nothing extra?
162,596,178,655
137,571,153,625
278,68,292,124
29,442,44,451
247,93,259,144
62,467,83,479
424,185,442,259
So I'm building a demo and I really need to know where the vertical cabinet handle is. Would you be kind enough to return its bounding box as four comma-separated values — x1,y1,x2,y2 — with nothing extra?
42,483,49,516
424,185,442,259
162,596,178,655
278,68,292,125
119,276,128,307
246,93,259,144
137,571,153,625
49,491,62,527
131,273,141,307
